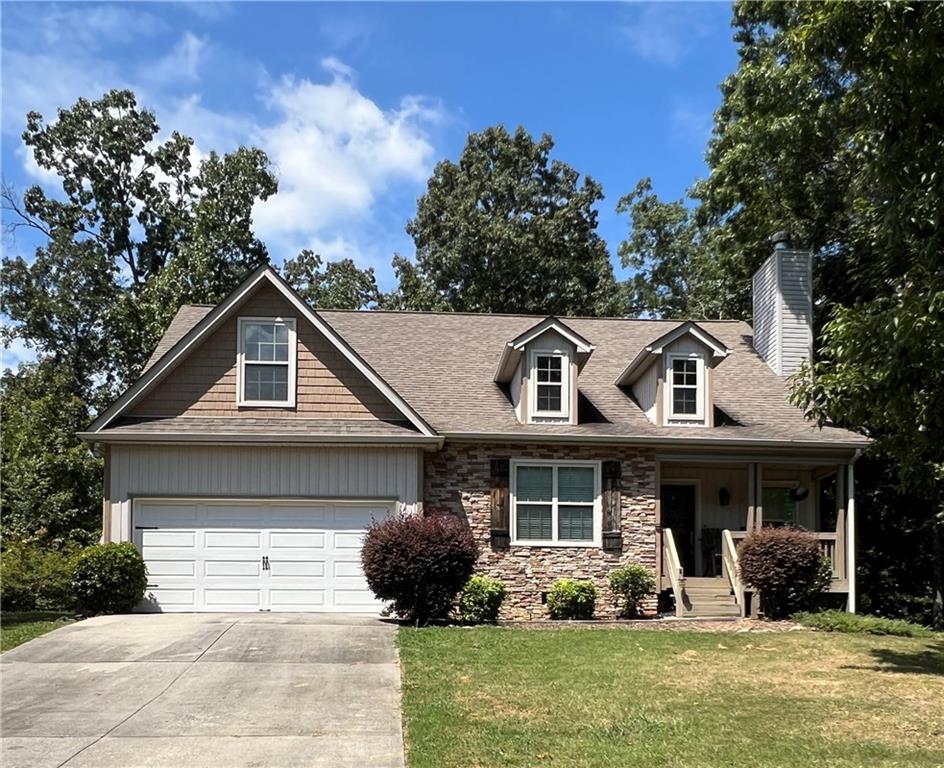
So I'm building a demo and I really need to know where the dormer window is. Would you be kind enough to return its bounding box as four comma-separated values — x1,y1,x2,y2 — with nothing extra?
669,356,702,419
534,353,565,415
237,317,296,406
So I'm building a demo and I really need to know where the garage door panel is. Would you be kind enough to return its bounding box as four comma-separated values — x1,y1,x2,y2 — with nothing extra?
136,499,391,613
204,531,262,549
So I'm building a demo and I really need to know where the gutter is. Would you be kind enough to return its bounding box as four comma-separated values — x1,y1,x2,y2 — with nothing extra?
77,431,444,449
438,430,870,452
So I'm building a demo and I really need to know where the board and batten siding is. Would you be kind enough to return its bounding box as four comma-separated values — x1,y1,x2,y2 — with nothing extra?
633,361,659,424
751,248,812,376
106,444,422,542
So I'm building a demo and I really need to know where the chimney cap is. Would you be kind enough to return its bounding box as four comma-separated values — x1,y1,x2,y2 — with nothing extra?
770,230,792,250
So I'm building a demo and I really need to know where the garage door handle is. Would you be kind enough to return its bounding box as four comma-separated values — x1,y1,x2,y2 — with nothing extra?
261,556,270,571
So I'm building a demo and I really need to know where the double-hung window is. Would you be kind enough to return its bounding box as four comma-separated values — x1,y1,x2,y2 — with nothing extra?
531,352,568,418
668,355,703,420
238,318,296,406
512,462,599,545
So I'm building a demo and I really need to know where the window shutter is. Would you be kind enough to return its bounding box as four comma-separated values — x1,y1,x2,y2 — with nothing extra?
601,460,622,554
490,458,510,548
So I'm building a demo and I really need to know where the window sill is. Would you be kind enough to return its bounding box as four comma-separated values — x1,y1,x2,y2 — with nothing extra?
510,540,601,549
237,401,296,408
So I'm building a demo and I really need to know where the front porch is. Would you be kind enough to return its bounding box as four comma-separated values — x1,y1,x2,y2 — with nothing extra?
657,456,858,617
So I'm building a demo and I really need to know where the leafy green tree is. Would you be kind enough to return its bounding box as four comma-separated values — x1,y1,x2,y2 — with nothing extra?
2,89,277,399
399,125,622,316
282,249,380,310
0,361,102,548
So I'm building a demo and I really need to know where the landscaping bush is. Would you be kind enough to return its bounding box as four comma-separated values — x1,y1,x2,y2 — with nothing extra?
1,543,79,612
361,514,477,624
609,564,655,618
459,575,506,623
547,579,599,620
71,542,148,615
737,527,831,619
794,609,933,638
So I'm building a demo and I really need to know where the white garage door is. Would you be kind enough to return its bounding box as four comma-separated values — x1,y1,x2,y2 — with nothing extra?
134,499,393,613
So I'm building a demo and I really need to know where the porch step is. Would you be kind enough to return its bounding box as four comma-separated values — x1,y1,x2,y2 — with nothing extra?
679,577,741,618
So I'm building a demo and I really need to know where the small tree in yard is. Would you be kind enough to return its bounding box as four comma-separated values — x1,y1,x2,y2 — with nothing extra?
738,527,832,619
361,514,477,624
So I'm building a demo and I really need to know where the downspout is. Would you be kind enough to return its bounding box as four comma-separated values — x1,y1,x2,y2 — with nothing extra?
847,449,862,613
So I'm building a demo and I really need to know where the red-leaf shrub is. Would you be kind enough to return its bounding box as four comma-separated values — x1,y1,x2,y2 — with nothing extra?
361,514,477,624
737,527,832,619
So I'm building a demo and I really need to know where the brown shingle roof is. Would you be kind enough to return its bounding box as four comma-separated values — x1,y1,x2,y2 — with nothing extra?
137,304,866,448
143,305,213,371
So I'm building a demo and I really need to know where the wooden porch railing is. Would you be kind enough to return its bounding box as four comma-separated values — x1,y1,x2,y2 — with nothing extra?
662,528,686,618
721,529,744,613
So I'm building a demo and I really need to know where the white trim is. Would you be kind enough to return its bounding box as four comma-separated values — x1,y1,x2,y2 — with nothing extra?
846,458,857,613
528,349,570,420
510,459,602,547
665,352,706,423
86,267,437,438
236,317,297,407
615,321,730,386
511,317,593,353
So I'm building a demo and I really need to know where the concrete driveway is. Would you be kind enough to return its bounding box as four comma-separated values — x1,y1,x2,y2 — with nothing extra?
1,613,404,768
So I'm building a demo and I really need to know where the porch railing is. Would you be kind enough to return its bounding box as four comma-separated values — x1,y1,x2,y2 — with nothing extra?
662,528,686,618
720,529,744,613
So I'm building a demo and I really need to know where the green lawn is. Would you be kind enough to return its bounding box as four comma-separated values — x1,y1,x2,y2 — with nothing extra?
1,611,75,652
398,626,944,768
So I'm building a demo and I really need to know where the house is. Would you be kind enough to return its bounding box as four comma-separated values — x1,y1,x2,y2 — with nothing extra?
79,233,868,619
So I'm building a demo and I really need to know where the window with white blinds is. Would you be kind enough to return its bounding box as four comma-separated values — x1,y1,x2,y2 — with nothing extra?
512,462,600,545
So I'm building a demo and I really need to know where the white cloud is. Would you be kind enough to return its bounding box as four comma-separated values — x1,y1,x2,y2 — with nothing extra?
621,4,714,67
251,60,441,243
147,32,207,85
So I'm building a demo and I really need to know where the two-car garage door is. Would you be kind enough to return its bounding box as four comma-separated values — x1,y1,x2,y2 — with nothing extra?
134,499,392,613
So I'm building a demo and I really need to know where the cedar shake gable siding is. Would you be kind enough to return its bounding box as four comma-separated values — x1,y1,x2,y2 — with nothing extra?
130,285,401,421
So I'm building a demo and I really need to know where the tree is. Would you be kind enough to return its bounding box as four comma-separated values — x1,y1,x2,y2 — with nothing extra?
399,125,622,316
0,361,102,548
2,89,277,400
282,250,380,310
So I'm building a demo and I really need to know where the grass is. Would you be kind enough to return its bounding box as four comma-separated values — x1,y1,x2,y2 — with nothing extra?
1,611,75,651
398,626,944,767
794,609,933,637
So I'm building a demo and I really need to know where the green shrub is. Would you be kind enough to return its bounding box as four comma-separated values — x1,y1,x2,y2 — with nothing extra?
459,575,506,623
609,564,656,618
547,579,599,620
1,543,79,612
737,527,832,619
794,609,933,638
72,542,148,615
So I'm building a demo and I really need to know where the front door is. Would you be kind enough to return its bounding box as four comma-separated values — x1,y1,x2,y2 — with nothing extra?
662,484,696,575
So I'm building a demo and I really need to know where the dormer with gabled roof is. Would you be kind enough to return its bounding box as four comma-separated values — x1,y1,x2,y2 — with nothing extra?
615,321,730,427
494,316,594,425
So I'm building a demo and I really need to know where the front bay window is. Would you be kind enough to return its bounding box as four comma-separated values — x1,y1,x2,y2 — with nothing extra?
512,461,600,545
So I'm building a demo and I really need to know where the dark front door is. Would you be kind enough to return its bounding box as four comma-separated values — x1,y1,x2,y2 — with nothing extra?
662,484,696,575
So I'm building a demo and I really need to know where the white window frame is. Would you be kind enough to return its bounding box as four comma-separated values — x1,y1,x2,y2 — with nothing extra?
666,352,705,422
237,316,297,407
529,349,570,420
510,459,601,547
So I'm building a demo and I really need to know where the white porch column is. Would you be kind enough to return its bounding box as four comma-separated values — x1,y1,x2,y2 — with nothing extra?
846,460,857,614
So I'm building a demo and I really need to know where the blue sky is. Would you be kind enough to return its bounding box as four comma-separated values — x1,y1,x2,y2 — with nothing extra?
2,1,738,363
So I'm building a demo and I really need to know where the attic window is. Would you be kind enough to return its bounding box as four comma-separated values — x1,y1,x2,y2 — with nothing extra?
667,354,704,421
238,318,296,406
530,351,569,418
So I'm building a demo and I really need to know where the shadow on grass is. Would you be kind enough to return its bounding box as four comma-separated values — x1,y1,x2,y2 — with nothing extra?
2,611,74,627
844,640,944,677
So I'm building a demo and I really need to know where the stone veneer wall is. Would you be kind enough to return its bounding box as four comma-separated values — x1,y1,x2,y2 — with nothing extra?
424,442,658,620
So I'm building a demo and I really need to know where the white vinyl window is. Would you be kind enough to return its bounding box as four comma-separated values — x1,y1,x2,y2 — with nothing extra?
237,317,296,406
530,351,569,418
511,461,600,546
667,354,704,421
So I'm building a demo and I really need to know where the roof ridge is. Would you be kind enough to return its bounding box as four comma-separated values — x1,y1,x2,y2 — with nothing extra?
318,308,749,323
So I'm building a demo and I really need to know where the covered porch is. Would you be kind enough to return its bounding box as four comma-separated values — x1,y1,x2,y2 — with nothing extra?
657,454,859,617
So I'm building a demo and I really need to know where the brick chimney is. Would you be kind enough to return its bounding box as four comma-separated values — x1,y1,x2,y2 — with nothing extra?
752,232,813,376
